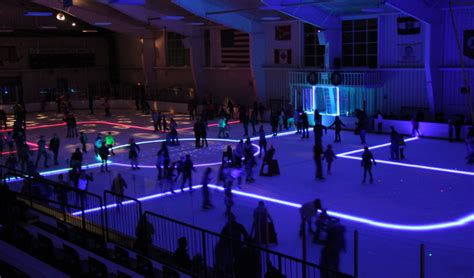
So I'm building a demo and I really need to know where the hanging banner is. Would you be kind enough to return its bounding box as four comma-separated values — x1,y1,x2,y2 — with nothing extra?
397,42,422,65
464,30,474,59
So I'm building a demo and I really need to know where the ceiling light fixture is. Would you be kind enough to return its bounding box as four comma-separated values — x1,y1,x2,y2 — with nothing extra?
261,16,281,21
161,15,185,20
71,22,76,27
56,12,66,21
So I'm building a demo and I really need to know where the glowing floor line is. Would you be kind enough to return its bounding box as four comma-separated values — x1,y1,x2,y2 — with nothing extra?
109,137,260,168
338,155,474,176
336,136,419,157
71,183,474,231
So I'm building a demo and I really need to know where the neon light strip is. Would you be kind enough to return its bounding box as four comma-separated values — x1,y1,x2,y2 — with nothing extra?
3,163,103,183
71,184,203,215
336,137,419,157
109,138,260,168
339,155,474,176
6,120,240,132
70,183,474,231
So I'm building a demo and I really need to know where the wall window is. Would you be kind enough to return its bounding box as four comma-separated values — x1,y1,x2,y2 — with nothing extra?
204,29,211,67
304,23,325,68
342,18,378,68
166,32,190,67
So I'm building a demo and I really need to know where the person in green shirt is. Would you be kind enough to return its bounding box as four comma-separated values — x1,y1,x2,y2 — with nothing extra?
105,132,116,156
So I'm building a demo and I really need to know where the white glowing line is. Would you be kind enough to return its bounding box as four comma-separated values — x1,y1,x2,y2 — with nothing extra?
336,136,419,157
205,185,474,231
72,183,474,231
110,138,260,168
339,155,474,176
71,184,203,215
4,163,103,183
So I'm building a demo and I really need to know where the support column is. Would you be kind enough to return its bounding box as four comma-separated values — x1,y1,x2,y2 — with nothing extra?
317,22,341,69
141,38,158,96
250,32,266,102
424,22,443,119
188,30,206,100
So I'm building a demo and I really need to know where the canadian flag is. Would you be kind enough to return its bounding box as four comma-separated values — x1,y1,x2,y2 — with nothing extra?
274,49,292,64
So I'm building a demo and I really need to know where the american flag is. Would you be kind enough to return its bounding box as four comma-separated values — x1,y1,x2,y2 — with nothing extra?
220,29,250,66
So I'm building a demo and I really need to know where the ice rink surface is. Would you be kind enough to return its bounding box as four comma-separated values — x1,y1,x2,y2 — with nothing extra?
5,109,473,278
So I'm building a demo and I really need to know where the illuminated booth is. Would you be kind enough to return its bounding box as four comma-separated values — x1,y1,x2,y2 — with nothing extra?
289,71,381,126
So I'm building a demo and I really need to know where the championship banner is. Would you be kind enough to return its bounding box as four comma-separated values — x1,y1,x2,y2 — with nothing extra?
397,17,421,35
274,49,292,64
397,42,422,65
464,30,474,59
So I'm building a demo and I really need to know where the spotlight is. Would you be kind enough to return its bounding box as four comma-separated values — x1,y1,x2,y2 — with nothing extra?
71,22,76,27
56,12,66,21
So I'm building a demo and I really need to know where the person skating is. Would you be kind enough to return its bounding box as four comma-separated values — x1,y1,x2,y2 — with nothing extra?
199,119,208,147
329,116,345,143
301,111,309,138
98,143,110,172
361,146,376,184
35,135,49,169
399,135,406,160
94,134,102,157
244,142,256,183
271,113,278,137
258,125,267,158
201,167,213,209
79,132,88,153
162,114,168,132
70,148,83,172
169,118,179,145
105,132,116,156
49,133,61,165
180,154,196,192
389,126,400,160
157,142,169,180
375,110,383,134
128,138,140,170
165,162,176,194
313,143,324,180
217,117,226,138
111,173,127,208
299,199,322,236
314,121,328,145
193,120,201,148
322,144,337,175
411,114,420,137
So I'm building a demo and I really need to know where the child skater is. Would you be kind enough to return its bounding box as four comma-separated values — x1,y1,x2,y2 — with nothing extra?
322,144,337,175
399,135,406,159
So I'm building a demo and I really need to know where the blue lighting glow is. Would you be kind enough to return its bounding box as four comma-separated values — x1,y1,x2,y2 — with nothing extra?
24,12,53,17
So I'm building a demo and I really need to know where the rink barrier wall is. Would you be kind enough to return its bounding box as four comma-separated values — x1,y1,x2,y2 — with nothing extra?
1,99,466,139
1,165,352,278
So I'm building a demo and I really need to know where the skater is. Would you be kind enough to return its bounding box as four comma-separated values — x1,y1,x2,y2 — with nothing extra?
260,144,279,176
361,146,376,184
411,114,420,137
165,162,176,193
314,121,328,145
222,145,234,165
111,173,127,207
399,135,406,159
98,143,110,172
244,143,256,183
299,199,322,236
322,144,337,175
199,120,208,147
258,125,267,158
251,108,258,135
103,98,111,117
151,110,160,132
217,117,226,138
128,138,140,170
313,143,324,180
234,139,244,167
35,135,49,169
329,116,345,143
48,134,59,164
301,111,309,138
105,132,116,156
271,113,278,137
70,148,82,172
251,201,275,245
295,110,302,134
162,114,168,132
193,120,202,148
157,142,169,180
169,118,179,145
359,119,367,145
242,108,249,137
79,132,88,153
94,134,102,157
375,111,383,134
227,99,234,119
88,95,94,114
201,167,213,209
180,154,196,192
390,126,400,160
